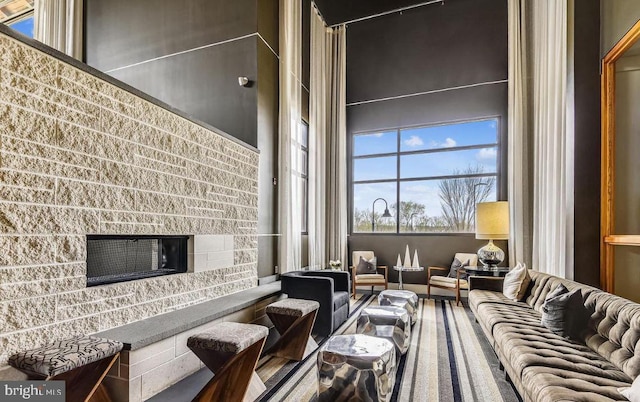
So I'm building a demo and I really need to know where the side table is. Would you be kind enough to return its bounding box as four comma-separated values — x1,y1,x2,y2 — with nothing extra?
393,266,424,290
463,267,510,277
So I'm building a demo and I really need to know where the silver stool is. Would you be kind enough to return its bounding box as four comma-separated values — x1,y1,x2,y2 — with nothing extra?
357,305,411,357
317,334,396,402
378,289,419,325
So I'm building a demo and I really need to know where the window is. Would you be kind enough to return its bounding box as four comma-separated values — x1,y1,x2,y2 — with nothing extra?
293,121,309,233
1,0,35,38
351,119,499,234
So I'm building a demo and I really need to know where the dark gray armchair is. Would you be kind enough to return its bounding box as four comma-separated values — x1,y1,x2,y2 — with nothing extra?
280,270,350,337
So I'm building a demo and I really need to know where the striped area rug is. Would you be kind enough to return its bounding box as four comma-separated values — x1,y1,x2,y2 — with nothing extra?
257,295,520,402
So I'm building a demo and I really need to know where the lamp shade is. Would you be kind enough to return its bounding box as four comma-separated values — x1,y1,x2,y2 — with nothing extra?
475,201,509,240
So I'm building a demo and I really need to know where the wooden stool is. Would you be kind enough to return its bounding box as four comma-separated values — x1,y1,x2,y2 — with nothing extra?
8,335,123,402
187,322,268,402
266,298,319,361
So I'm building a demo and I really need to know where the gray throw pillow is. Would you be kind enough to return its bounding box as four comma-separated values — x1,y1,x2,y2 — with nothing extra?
541,284,583,338
356,256,377,275
447,258,470,279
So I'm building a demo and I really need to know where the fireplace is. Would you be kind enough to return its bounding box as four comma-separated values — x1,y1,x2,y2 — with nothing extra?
86,235,189,286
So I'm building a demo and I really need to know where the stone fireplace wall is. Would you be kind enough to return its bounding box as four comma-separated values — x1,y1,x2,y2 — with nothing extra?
0,32,258,366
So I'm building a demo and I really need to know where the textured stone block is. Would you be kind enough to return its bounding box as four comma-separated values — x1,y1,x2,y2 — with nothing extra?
98,301,164,331
55,235,87,263
0,263,85,284
58,63,107,94
0,295,57,332
57,180,136,210
234,235,257,250
0,105,57,146
102,114,145,143
0,37,58,85
0,236,55,266
0,276,84,301
136,191,187,216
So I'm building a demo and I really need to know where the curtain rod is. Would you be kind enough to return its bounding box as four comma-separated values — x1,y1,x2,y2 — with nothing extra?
329,0,445,28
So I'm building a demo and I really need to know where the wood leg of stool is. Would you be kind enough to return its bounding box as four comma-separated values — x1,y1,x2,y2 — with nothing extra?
47,353,119,402
267,310,317,361
192,338,265,402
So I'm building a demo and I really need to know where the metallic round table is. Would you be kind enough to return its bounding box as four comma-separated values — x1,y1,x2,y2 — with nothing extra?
463,267,511,277
393,266,424,289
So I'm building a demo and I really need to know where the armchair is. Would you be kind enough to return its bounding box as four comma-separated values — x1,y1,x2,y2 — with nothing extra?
280,270,350,337
427,253,478,306
350,251,388,297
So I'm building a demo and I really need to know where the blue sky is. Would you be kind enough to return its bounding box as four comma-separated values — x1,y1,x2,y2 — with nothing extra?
9,16,34,38
352,119,498,218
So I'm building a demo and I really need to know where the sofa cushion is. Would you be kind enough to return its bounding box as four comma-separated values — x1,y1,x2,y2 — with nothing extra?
522,367,631,402
541,284,584,338
429,276,468,289
619,375,640,402
582,292,640,379
469,289,532,314
354,273,385,284
333,291,349,310
356,256,377,274
503,263,530,301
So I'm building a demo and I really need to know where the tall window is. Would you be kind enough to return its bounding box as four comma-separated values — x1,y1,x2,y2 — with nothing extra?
1,0,35,38
293,121,309,234
351,119,499,234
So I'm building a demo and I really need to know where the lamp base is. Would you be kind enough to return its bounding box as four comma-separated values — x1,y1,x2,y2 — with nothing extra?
477,240,504,269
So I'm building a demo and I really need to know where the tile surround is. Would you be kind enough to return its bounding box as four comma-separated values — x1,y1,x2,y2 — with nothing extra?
0,32,259,368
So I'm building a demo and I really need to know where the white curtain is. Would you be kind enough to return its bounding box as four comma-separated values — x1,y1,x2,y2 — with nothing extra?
325,25,348,268
308,6,329,270
278,0,303,273
530,0,575,278
34,0,83,59
507,0,532,267
308,7,348,270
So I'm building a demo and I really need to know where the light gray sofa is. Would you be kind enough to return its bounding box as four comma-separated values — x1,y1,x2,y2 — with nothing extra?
469,270,640,402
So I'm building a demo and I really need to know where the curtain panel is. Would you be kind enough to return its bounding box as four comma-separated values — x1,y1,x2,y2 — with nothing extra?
278,0,303,273
34,0,83,59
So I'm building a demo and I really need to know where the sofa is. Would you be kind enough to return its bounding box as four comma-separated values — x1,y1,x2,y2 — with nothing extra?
280,270,350,337
469,270,640,402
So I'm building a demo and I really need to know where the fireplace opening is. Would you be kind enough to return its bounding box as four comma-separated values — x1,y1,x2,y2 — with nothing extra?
86,235,188,286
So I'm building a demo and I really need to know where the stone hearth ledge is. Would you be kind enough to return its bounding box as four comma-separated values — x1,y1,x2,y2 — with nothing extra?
96,282,281,350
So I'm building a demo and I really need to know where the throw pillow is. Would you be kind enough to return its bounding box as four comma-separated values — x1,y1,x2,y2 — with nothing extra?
502,263,530,301
447,258,471,279
356,256,377,275
542,284,582,337
619,375,640,402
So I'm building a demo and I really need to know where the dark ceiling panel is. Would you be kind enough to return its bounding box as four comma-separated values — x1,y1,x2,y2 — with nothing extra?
85,0,257,72
346,0,507,104
314,0,435,26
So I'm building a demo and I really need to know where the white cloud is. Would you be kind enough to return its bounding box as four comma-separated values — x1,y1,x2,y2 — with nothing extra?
442,137,457,147
404,135,424,147
476,148,497,161
429,137,457,148
371,132,384,137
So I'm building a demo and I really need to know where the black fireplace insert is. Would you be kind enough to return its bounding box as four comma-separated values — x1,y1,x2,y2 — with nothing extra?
86,235,188,286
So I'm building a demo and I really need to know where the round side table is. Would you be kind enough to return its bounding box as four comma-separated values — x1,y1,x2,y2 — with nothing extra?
393,266,424,289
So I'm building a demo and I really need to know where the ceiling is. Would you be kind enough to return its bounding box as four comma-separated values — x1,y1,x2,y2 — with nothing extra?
313,0,439,26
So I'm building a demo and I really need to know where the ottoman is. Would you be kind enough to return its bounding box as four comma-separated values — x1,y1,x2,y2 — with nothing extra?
188,322,269,402
357,305,411,357
378,289,419,325
317,334,396,402
9,335,123,402
266,298,319,361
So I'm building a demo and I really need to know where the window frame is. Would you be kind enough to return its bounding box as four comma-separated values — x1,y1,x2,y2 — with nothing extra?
349,117,502,235
2,0,35,38
295,120,309,235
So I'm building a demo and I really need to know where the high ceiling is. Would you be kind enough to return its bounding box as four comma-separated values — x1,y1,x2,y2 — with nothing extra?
313,0,439,26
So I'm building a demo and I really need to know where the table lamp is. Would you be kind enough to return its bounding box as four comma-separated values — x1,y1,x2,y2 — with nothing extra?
475,201,509,269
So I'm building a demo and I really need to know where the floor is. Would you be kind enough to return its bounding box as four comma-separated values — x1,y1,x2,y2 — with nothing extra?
148,297,519,402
